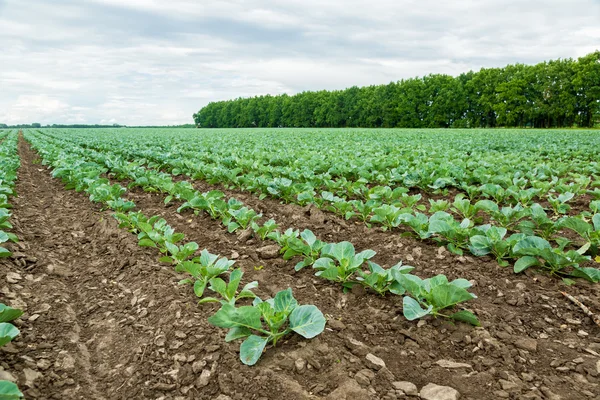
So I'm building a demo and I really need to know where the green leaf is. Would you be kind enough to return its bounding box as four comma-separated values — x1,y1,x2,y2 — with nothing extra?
570,266,600,283
138,238,157,248
288,305,326,338
239,335,268,366
469,235,491,256
312,257,333,270
393,272,424,297
0,380,23,399
209,278,227,297
0,323,19,347
0,248,11,258
226,269,243,300
513,236,551,255
514,256,540,273
207,304,263,331
402,296,432,320
561,278,577,286
193,280,207,298
430,284,475,310
559,217,591,237
273,288,298,315
197,297,220,304
0,305,23,323
225,326,252,342
315,266,340,281
449,310,480,326
450,278,473,289
165,241,179,255
475,199,499,213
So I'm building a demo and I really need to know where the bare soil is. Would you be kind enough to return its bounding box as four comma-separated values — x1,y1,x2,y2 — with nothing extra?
0,138,598,400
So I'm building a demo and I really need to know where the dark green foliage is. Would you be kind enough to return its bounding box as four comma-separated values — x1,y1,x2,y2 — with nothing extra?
194,52,600,129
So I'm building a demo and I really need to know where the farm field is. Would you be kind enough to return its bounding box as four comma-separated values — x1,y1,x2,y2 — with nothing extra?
1,127,599,400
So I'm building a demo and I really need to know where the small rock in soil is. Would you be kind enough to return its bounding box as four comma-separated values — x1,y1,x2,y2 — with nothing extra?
365,353,386,370
23,368,42,387
5,272,22,283
192,360,207,374
420,383,460,400
237,228,253,242
377,366,395,382
514,338,537,352
392,381,418,396
354,369,375,386
435,360,472,369
153,382,176,391
498,379,521,391
328,319,346,331
540,387,562,400
195,369,211,388
215,395,232,400
326,379,370,400
295,359,306,373
257,245,279,259
0,370,17,382
345,337,368,356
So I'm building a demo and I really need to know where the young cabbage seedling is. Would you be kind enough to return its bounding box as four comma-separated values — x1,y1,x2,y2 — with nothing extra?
176,249,236,298
392,273,479,326
312,241,376,284
198,268,257,305
480,183,508,203
137,218,185,255
547,192,575,215
267,228,300,248
512,236,598,282
160,241,200,265
451,194,478,219
177,190,227,218
558,214,600,256
398,212,432,240
207,288,326,365
225,207,261,233
517,203,559,239
468,225,526,266
277,229,325,271
350,199,379,225
428,199,450,213
370,205,405,230
355,261,414,296
106,198,136,212
475,200,527,229
251,219,278,240
428,211,472,255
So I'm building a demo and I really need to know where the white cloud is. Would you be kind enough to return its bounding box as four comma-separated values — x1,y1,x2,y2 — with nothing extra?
0,0,598,125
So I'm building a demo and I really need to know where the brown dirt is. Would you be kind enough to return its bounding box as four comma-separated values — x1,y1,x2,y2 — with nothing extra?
0,138,598,400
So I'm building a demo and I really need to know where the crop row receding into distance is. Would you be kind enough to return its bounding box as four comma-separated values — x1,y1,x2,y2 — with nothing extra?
0,131,26,399
34,128,600,283
20,128,481,368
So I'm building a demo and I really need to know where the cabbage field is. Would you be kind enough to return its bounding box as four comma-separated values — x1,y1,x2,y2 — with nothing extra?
1,128,599,399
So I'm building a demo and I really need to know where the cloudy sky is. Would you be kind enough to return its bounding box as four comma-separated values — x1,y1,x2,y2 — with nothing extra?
1,0,599,125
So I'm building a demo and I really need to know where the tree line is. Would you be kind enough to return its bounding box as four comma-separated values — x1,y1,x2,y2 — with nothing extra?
193,51,600,129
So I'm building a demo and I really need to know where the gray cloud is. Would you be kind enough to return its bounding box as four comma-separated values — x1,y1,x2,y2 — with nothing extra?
1,0,599,125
